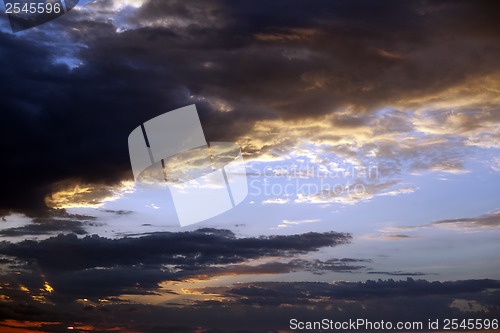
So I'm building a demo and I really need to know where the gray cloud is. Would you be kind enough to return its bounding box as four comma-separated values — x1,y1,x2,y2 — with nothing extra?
382,210,500,233
187,258,371,280
0,229,351,299
1,276,499,333
0,212,97,237
217,278,500,306
367,271,431,277
0,229,351,272
433,211,500,229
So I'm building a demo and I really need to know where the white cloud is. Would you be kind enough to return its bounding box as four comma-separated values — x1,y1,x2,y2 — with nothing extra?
276,219,321,229
262,198,290,205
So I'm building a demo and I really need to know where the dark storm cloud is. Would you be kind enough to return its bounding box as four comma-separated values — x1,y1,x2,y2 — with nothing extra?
4,257,367,299
50,266,176,297
131,0,500,116
217,278,500,306
0,229,352,298
1,0,500,212
0,229,351,298
0,229,350,271
2,278,499,332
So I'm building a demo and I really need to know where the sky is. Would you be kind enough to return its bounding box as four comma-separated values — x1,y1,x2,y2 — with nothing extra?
0,1,499,332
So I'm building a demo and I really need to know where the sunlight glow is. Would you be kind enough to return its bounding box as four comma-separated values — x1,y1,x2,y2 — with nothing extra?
43,282,54,293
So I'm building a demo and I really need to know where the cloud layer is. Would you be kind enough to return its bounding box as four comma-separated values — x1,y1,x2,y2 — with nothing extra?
1,0,500,212
0,229,351,297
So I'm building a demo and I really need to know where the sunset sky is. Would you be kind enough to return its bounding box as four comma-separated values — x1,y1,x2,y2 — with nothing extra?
0,1,499,332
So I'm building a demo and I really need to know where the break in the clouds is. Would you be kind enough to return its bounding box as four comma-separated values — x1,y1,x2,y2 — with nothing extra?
1,0,500,213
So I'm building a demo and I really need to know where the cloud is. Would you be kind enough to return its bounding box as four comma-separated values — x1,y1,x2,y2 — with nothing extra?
49,266,176,297
45,180,135,209
0,320,62,333
488,157,500,172
276,219,320,229
432,211,500,230
188,258,370,279
382,210,500,233
194,273,499,312
100,209,134,215
215,278,500,306
0,229,350,272
0,211,98,237
0,257,368,300
294,180,416,205
1,276,499,332
365,234,417,240
1,0,500,213
366,271,431,277
0,229,351,299
262,198,290,205
1,3,499,331
0,219,87,237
